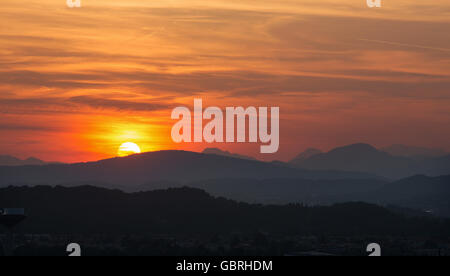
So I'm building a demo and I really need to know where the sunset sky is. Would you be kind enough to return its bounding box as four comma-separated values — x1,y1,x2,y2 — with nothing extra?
0,0,449,163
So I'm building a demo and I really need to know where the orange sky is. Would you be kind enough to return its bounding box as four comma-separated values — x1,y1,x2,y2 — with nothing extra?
0,0,449,163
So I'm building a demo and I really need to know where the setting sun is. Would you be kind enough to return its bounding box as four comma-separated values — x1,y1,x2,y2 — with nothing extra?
118,142,141,157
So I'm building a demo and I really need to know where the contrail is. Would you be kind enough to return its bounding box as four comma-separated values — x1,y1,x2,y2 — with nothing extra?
358,38,450,52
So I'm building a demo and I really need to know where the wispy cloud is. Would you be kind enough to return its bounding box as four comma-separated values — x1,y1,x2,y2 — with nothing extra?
69,96,173,112
358,39,450,52
0,0,449,162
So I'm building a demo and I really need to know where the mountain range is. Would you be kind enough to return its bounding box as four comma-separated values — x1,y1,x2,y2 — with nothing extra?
0,150,376,187
1,144,449,217
200,143,450,180
289,143,450,179
2,143,447,181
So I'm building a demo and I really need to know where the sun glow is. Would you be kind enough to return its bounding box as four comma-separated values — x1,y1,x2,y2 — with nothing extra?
118,142,141,157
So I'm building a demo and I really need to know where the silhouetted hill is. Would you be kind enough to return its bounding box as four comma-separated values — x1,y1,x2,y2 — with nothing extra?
290,143,450,179
0,185,449,237
202,148,256,161
0,155,46,166
0,150,376,187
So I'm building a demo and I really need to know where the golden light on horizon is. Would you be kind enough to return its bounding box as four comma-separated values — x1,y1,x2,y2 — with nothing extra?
118,142,141,157
80,117,170,161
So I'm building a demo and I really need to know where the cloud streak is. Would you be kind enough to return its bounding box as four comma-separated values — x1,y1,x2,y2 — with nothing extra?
69,96,173,112
0,0,449,162
358,39,450,52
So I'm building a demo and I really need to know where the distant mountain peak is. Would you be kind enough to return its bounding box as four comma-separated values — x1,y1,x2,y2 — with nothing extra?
0,155,46,166
290,143,418,179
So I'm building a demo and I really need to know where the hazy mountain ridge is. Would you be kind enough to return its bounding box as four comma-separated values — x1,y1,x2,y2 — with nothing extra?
1,147,448,217
289,143,450,179
2,143,447,181
0,155,46,166
0,150,377,186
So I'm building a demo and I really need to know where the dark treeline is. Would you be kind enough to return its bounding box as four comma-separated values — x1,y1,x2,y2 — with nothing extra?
1,185,449,237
